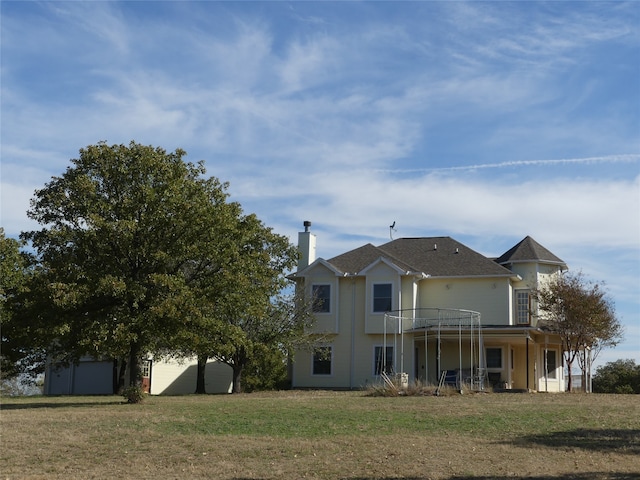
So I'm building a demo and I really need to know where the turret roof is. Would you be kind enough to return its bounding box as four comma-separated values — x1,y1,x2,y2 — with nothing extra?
495,236,566,267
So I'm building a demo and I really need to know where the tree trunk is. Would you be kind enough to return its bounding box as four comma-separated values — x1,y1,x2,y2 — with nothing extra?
195,355,207,394
128,344,141,388
232,364,242,393
566,359,573,392
117,358,128,394
112,359,119,394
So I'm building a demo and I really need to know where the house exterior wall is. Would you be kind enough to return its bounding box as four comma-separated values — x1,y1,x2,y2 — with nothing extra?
304,264,340,334
418,277,511,325
44,359,113,395
364,263,402,334
508,262,563,328
44,357,233,395
149,357,232,395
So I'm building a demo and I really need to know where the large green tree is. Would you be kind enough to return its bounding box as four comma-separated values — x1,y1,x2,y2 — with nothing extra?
21,141,251,388
534,271,622,392
0,229,38,379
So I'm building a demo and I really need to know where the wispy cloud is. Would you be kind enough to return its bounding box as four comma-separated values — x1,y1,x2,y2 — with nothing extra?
376,155,640,174
2,1,638,364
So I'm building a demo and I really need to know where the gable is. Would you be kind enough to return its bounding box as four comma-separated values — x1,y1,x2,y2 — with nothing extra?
359,257,408,276
303,260,341,277
294,258,342,278
327,243,414,275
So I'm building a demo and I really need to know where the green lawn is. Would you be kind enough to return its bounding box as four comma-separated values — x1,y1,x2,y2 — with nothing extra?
1,391,639,479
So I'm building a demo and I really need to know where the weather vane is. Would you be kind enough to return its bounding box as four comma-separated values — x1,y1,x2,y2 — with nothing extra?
389,221,396,240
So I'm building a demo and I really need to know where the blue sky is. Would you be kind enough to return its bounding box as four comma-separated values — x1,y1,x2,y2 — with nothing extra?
2,1,639,368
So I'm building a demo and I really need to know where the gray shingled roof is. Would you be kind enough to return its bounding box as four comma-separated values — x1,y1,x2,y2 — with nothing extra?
325,243,414,275
327,237,514,277
495,236,566,266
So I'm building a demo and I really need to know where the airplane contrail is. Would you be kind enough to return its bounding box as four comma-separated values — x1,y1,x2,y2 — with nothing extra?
376,154,640,174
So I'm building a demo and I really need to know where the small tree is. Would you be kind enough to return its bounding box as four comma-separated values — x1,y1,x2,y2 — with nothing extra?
210,288,318,394
241,343,290,392
534,271,622,392
592,359,640,394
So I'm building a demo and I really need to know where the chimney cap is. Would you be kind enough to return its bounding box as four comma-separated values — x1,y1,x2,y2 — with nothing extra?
303,220,312,232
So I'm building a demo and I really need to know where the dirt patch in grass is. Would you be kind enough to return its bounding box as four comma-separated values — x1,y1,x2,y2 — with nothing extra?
1,391,639,479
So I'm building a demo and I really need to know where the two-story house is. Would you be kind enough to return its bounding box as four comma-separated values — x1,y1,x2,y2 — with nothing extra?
290,222,568,392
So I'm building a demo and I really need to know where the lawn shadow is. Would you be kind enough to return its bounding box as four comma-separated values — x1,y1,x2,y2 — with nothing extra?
439,474,640,480
0,399,125,410
230,475,640,480
504,428,640,455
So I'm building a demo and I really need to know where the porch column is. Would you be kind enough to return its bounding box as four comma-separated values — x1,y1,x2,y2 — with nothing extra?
526,335,530,391
424,331,428,384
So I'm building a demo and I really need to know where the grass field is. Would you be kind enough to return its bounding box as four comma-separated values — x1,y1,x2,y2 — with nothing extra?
1,391,639,480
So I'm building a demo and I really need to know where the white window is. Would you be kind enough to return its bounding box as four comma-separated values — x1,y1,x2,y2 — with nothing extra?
374,345,394,375
373,283,392,313
312,284,331,313
486,347,502,370
544,349,557,379
312,346,332,375
515,290,531,325
141,360,152,378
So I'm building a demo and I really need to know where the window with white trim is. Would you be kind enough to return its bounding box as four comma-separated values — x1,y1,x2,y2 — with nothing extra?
374,345,394,375
373,283,392,313
311,284,331,313
515,290,531,325
544,349,557,379
141,360,152,378
312,346,332,375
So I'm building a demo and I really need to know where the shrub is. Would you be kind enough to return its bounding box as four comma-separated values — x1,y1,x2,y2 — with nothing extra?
366,379,461,397
122,385,146,404
592,359,640,394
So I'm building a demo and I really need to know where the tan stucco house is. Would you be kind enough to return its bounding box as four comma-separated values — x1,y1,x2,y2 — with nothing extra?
290,222,568,392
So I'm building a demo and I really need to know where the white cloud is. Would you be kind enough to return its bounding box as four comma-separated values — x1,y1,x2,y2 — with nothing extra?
2,1,638,364
0,182,39,237
253,168,639,250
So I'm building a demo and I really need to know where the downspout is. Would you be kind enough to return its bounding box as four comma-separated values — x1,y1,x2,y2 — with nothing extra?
458,318,463,393
398,277,403,375
350,276,356,390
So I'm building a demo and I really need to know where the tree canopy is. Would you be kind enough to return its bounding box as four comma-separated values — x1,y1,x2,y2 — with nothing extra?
15,141,300,391
0,229,39,379
592,359,640,394
534,271,622,391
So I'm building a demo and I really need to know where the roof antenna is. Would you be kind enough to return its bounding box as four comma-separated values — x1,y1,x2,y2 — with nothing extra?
389,221,396,240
